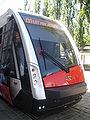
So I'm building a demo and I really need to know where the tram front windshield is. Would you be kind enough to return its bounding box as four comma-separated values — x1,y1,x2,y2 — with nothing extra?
20,13,78,77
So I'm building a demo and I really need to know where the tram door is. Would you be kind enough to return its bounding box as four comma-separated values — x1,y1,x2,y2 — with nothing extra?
0,19,16,103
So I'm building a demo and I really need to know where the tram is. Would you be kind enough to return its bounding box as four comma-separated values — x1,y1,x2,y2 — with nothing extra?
0,9,87,113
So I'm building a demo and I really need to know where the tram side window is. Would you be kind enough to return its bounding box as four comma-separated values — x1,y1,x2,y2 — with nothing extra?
14,31,24,77
13,24,31,91
1,21,16,83
2,48,16,78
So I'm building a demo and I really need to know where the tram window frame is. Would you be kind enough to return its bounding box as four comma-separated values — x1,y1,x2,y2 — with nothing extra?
13,23,31,91
1,19,17,84
1,23,12,64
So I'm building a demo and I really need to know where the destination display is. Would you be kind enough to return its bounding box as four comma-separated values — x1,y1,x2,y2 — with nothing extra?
25,17,58,29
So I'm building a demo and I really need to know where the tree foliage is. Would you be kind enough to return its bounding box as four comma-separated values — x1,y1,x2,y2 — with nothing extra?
83,0,90,23
53,0,61,20
43,0,50,17
34,0,41,14
24,0,28,11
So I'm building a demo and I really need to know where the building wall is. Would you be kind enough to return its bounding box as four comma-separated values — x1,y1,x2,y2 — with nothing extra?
80,52,90,70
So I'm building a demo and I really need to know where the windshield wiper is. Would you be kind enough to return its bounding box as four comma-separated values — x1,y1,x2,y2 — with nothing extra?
42,50,69,73
38,38,69,73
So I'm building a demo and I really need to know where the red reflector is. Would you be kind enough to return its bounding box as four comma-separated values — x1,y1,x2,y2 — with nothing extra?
45,82,57,88
32,68,35,72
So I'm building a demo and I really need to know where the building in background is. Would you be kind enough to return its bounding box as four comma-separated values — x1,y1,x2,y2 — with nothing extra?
80,45,90,71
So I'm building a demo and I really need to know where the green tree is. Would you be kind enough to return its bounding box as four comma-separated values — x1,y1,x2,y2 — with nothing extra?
24,0,28,11
73,0,90,50
83,0,90,23
43,0,61,20
34,0,41,14
78,11,86,49
61,0,75,29
60,0,90,50
43,0,50,17
53,0,61,20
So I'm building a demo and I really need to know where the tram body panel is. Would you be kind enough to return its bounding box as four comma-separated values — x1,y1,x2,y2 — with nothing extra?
43,65,84,88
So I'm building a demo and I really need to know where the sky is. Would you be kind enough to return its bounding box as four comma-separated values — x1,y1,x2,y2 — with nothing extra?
0,0,24,15
0,0,44,16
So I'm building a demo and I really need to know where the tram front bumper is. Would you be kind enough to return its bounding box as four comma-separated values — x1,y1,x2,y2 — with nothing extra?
33,82,87,112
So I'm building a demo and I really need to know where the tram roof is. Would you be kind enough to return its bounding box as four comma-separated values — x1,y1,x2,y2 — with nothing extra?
0,8,59,28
